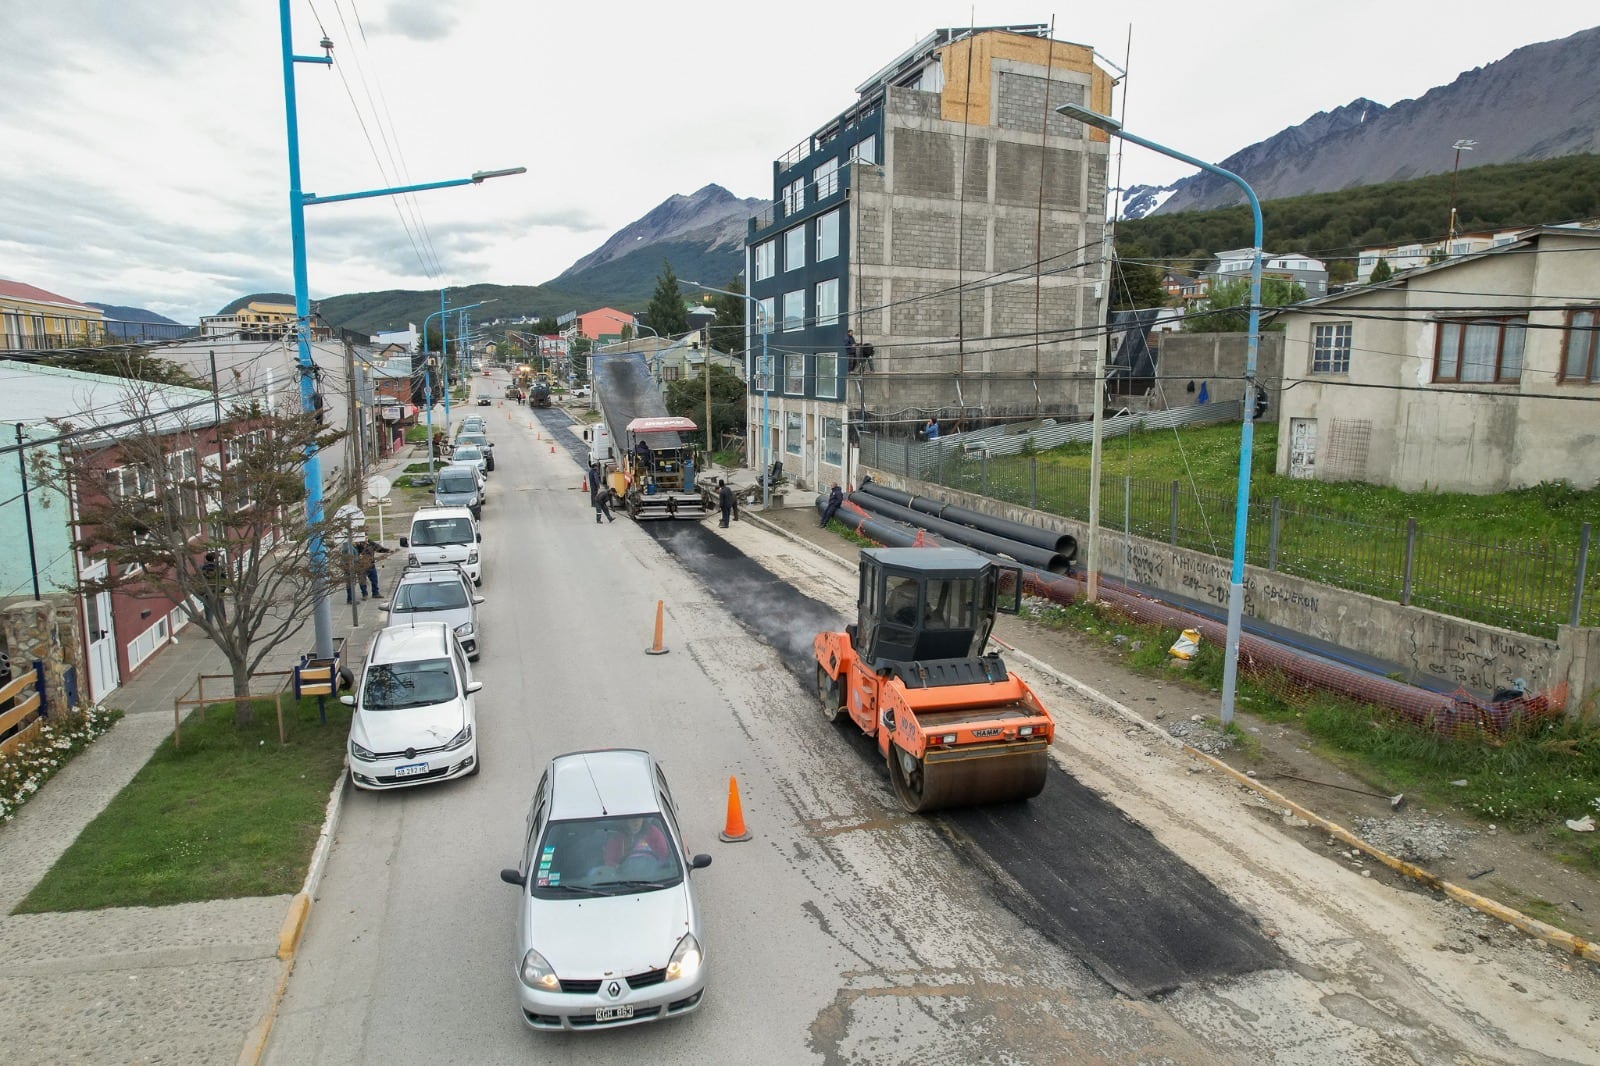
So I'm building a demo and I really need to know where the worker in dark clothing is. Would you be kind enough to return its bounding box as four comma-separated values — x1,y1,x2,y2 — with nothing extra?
200,551,226,622
717,479,736,528
356,538,392,598
593,478,616,524
819,483,844,527
635,438,654,471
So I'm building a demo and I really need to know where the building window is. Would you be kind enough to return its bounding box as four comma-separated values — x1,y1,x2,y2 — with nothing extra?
754,240,776,282
755,297,775,336
853,135,876,165
785,411,803,455
1434,317,1525,383
816,209,839,261
784,226,805,272
814,279,839,327
1311,323,1351,374
822,416,843,465
816,353,840,399
785,353,805,394
1561,308,1600,383
813,157,839,199
782,290,804,332
756,351,775,393
661,365,681,382
782,178,804,216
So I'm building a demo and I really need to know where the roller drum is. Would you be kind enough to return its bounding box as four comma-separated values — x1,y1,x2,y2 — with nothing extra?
887,743,1049,813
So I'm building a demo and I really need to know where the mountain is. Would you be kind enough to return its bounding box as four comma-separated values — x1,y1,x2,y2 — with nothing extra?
554,183,762,281
1142,25,1600,217
87,302,182,326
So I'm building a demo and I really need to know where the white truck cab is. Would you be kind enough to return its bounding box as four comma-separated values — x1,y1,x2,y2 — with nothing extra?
400,505,483,586
582,422,613,468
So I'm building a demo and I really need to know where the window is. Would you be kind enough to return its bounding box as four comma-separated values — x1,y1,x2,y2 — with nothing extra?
815,353,840,399
782,178,804,216
1561,308,1600,383
822,416,843,465
105,464,154,501
1434,317,1525,383
757,350,776,392
166,447,199,522
1311,323,1351,374
782,290,804,332
853,135,876,165
816,209,839,261
756,297,775,335
785,411,803,455
814,279,839,326
813,157,839,199
754,240,776,281
783,226,805,272
786,353,805,394
661,365,681,382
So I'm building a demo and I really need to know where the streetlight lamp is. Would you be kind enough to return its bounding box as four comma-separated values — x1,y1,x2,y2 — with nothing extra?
1057,101,1262,726
685,281,770,508
1446,138,1477,248
280,0,523,657
422,298,492,471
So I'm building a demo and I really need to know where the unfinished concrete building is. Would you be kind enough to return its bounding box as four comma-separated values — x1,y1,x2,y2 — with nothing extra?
744,24,1114,490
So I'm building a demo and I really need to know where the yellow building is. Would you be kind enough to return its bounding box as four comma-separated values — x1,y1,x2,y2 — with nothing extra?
200,301,331,342
0,278,106,351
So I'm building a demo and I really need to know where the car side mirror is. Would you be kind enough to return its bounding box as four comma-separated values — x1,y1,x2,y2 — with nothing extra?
477,532,483,542
690,854,712,870
499,868,525,887
466,680,484,694
339,694,355,706
399,537,409,548
472,596,485,605
377,605,389,613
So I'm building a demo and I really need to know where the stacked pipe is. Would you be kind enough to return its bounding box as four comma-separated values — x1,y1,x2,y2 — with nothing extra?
843,490,1072,573
857,481,1077,568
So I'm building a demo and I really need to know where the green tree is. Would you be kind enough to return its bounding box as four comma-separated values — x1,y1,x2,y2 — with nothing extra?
665,363,746,444
1327,259,1357,286
1110,250,1167,312
706,276,747,359
1369,258,1393,283
645,260,689,337
41,348,204,388
1183,277,1306,333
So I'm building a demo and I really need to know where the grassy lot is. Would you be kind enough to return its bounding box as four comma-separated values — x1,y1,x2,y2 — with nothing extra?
15,695,350,913
939,423,1600,634
1027,596,1600,874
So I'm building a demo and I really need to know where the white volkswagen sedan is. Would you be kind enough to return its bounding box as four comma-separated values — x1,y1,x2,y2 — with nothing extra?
343,622,480,790
499,749,711,1031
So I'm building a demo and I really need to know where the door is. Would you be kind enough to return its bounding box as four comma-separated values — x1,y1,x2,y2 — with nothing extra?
1288,418,1318,480
82,563,120,701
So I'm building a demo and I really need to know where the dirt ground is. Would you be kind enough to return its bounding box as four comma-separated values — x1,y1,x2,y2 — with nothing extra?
749,498,1600,947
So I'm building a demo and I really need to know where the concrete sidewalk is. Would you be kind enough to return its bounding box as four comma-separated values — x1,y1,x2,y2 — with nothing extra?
0,458,421,1065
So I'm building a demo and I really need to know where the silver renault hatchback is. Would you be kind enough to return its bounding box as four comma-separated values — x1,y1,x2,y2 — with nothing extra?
499,749,711,1031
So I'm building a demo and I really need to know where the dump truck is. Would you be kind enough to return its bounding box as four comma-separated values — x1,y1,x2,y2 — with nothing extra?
528,378,551,408
583,351,711,521
814,547,1055,813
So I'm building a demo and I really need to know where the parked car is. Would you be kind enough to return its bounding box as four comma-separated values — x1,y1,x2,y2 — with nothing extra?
452,443,489,478
381,564,483,659
499,749,712,1031
344,622,480,790
455,431,495,470
400,505,482,586
434,463,485,517
477,397,492,406
459,416,488,433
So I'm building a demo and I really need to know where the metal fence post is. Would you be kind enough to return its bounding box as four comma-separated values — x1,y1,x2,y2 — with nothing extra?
1267,498,1281,572
1573,522,1592,627
1030,456,1038,510
980,449,989,496
1123,475,1132,582
1169,480,1179,545
1401,517,1418,606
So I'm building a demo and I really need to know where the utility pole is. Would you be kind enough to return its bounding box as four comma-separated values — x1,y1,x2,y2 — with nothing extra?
1446,138,1477,248
1085,213,1114,604
703,325,713,454
345,336,364,506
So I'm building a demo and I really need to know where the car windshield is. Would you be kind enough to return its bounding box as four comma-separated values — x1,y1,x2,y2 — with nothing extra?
411,517,473,546
361,657,457,710
455,447,482,461
458,435,487,447
529,814,683,899
393,581,469,612
437,475,477,493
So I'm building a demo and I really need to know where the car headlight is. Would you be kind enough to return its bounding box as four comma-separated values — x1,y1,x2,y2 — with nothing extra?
468,549,479,564
350,739,378,762
520,948,560,991
406,554,419,568
666,933,702,981
454,622,475,638
445,724,473,750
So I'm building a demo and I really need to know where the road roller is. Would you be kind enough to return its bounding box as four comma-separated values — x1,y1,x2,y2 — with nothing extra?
814,547,1055,813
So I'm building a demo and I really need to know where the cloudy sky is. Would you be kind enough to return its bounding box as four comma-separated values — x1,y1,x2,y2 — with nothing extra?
3,1,1595,324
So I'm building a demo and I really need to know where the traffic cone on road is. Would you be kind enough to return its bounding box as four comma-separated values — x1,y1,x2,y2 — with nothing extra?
645,599,669,655
718,776,752,842
581,476,588,492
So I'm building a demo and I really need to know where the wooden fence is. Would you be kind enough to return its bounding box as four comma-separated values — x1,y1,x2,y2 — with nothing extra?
0,667,44,758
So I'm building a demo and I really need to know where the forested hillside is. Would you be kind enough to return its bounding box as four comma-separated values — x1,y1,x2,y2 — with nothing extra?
1116,153,1600,272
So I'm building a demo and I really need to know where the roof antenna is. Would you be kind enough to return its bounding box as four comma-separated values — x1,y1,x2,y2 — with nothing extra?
581,754,608,815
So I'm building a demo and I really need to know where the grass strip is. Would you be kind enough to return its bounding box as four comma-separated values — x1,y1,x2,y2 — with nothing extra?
14,696,350,914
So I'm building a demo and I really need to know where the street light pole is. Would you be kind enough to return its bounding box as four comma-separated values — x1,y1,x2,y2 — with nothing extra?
1446,138,1477,247
1058,102,1262,725
685,281,768,508
423,298,492,460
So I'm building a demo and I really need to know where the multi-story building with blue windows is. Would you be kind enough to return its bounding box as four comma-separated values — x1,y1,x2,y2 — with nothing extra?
744,25,1114,491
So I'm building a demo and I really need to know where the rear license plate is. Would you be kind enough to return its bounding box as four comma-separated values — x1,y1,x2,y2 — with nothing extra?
393,762,429,778
595,1005,634,1022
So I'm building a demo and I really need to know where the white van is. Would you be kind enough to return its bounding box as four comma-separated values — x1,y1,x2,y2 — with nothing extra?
400,505,483,586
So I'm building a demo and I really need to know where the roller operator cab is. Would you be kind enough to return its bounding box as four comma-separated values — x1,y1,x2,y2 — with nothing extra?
814,547,1055,813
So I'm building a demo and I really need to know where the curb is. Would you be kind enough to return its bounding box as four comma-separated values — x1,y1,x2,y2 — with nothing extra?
239,769,349,1066
755,514,1600,968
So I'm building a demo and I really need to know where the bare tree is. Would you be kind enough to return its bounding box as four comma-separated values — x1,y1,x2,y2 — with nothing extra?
41,369,349,724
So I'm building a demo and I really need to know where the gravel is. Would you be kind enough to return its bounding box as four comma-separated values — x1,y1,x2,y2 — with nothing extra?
1353,814,1476,863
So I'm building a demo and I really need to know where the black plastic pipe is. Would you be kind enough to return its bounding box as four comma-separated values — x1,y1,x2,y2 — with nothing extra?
847,492,1069,573
858,480,1076,564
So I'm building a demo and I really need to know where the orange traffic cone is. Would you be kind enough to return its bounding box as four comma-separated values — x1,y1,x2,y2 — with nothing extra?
581,476,588,492
549,444,555,453
719,776,752,842
645,600,669,655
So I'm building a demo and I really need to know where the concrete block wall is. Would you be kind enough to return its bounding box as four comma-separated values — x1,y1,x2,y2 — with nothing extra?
862,469,1597,715
1154,332,1285,418
994,69,1087,137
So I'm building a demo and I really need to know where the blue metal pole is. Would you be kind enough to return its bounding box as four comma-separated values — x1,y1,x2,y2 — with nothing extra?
439,289,449,434
279,0,335,658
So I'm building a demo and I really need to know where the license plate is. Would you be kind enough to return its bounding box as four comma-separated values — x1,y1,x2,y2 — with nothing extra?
595,1005,633,1022
393,762,429,778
